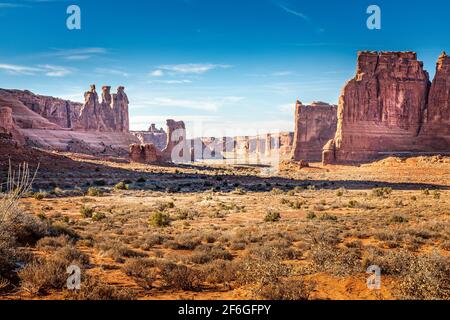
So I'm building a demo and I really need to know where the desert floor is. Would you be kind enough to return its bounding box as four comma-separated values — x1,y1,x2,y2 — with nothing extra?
1,154,449,300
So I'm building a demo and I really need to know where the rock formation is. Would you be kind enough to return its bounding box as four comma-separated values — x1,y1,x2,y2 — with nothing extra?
0,89,82,129
162,119,188,162
292,101,338,162
0,107,24,145
421,52,450,148
323,51,441,164
0,85,129,133
129,143,162,164
113,86,130,132
131,124,167,151
0,86,138,155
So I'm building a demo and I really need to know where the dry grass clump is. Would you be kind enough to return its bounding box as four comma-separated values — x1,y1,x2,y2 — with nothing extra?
19,245,88,296
186,245,233,264
398,253,450,300
165,233,202,250
95,240,145,263
122,258,159,289
258,279,316,300
159,262,204,291
148,210,171,228
308,243,361,276
65,275,135,300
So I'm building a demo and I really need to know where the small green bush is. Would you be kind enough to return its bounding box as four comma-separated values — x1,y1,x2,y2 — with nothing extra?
264,210,281,222
149,211,171,227
80,206,94,218
114,181,129,190
86,187,103,197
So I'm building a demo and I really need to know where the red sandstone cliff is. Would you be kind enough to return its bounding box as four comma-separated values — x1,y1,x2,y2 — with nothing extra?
292,101,337,162
323,51,437,164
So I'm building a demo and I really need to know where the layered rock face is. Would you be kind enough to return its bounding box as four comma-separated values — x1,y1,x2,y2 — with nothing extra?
0,107,24,145
0,85,129,133
292,101,338,162
0,86,138,155
0,89,82,129
131,124,167,151
323,51,436,164
421,52,450,147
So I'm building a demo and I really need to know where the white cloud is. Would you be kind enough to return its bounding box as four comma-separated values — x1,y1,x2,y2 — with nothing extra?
132,96,244,112
150,70,164,77
278,4,310,22
0,63,41,75
39,64,72,77
45,47,108,61
0,63,73,77
95,68,129,77
154,63,231,75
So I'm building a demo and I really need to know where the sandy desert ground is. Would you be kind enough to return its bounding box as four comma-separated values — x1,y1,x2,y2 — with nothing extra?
0,153,449,300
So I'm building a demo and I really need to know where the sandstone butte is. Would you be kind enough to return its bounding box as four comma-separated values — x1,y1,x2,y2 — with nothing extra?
291,101,338,162
323,51,450,164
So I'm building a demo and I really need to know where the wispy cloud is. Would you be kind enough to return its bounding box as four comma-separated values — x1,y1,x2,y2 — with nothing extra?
150,70,164,77
133,96,244,112
38,64,72,77
148,79,192,84
95,68,129,77
152,63,232,75
0,63,41,75
0,3,30,8
0,63,73,77
278,4,310,22
45,47,108,61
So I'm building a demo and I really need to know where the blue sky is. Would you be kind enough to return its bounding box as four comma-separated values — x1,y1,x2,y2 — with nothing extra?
0,0,449,137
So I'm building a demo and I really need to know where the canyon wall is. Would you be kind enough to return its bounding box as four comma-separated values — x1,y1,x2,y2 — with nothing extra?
323,51,450,164
0,86,138,156
292,101,337,162
0,85,129,133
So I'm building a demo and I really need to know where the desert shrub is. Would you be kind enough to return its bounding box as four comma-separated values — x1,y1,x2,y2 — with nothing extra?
201,260,237,285
19,245,88,295
264,210,281,222
361,248,413,275
319,213,338,221
95,240,145,263
122,258,158,289
187,246,233,264
65,275,135,300
309,243,361,276
236,249,290,287
156,201,175,211
398,253,450,300
422,189,430,196
86,187,103,197
159,262,204,291
166,233,201,250
33,192,46,201
80,206,94,218
372,187,392,198
148,211,171,228
36,235,71,250
390,215,409,224
271,188,284,195
258,279,315,300
307,212,317,220
92,212,106,221
114,181,129,191
336,188,345,197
